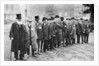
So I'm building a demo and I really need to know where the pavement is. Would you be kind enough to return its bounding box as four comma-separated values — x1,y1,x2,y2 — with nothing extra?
4,24,94,61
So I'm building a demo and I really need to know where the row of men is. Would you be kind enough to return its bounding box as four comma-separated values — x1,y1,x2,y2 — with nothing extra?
9,14,90,61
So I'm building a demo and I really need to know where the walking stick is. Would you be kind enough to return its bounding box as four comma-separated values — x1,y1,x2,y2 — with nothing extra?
10,50,12,61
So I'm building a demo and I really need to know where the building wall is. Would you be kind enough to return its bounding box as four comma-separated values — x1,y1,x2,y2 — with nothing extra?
4,4,21,21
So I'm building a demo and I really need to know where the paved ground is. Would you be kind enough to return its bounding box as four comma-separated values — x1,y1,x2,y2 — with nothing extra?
4,24,94,61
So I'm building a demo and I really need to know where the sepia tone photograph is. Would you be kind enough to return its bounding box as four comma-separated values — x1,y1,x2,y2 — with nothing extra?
4,4,94,61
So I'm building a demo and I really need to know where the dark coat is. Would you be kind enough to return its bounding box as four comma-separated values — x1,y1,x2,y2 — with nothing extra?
35,22,43,40
49,22,57,38
76,23,82,35
25,24,37,51
85,24,90,34
42,22,49,40
71,25,76,39
56,21,63,42
9,22,26,53
62,22,67,38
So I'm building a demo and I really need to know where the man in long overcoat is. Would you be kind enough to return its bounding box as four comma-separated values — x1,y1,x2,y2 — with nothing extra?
42,17,49,52
84,20,90,43
25,17,37,57
49,16,58,49
66,19,72,45
9,14,26,60
70,18,76,44
76,18,83,44
62,18,68,46
54,15,63,47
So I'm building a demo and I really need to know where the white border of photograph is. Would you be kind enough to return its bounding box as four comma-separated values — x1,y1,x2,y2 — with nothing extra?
0,0,99,65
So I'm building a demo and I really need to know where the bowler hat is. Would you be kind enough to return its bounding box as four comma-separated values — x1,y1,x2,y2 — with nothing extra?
71,17,75,20
80,18,83,20
55,15,59,18
85,19,88,21
42,17,47,21
60,17,64,21
16,14,21,19
51,17,54,20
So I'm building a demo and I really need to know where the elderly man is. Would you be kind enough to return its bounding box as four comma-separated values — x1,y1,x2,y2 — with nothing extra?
25,17,37,57
9,14,26,60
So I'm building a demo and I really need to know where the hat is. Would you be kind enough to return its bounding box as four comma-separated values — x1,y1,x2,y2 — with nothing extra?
80,18,83,20
60,17,64,21
85,19,88,21
55,15,59,18
66,18,69,20
35,16,39,19
27,17,32,22
51,17,54,20
71,17,75,20
16,14,21,19
42,17,47,21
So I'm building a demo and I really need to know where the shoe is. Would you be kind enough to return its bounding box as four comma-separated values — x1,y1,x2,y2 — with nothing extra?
13,58,17,61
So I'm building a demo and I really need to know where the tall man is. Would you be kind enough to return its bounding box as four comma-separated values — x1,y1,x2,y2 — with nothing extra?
70,18,76,44
60,17,66,47
9,14,26,60
42,17,49,52
35,16,43,54
76,18,83,44
62,18,68,46
84,20,90,43
25,17,37,57
54,15,63,47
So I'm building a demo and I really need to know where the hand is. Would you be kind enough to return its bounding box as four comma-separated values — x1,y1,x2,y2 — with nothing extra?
10,38,13,40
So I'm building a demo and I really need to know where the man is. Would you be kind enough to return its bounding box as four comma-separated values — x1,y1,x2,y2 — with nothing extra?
66,18,72,45
48,17,55,50
9,14,26,60
56,17,66,47
54,15,63,47
76,18,83,44
80,18,85,44
62,18,68,46
35,16,43,54
42,17,49,52
25,17,37,57
84,20,90,43
71,24,76,44
70,18,76,44
49,16,58,49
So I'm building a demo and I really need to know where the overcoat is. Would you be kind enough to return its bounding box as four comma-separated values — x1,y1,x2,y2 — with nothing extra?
76,22,82,35
42,22,49,40
35,22,43,40
63,21,67,38
25,23,37,51
9,22,26,53
71,25,76,39
49,22,57,38
56,21,63,42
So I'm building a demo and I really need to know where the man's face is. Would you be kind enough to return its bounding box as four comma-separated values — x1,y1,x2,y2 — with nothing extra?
18,19,21,21
35,19,39,22
44,19,47,23
28,21,32,25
